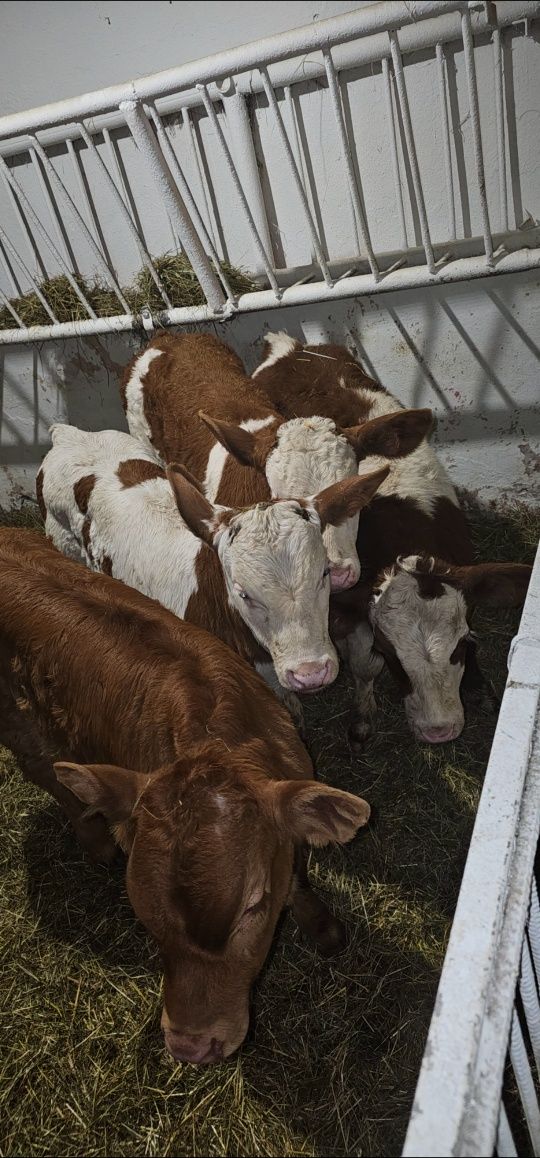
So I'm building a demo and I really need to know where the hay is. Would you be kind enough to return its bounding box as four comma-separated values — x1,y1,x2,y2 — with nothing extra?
0,500,537,1156
0,257,256,330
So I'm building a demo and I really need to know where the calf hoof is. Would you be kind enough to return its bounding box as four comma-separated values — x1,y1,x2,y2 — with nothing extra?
348,716,373,751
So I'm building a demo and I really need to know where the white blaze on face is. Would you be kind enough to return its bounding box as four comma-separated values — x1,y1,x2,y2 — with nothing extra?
265,417,361,590
215,500,339,691
369,556,470,742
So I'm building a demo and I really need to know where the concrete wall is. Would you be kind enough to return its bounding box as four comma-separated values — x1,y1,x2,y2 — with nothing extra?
2,265,538,509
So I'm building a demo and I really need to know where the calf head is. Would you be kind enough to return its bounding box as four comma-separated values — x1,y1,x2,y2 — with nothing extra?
369,555,531,742
54,746,370,1062
167,464,388,692
199,407,432,591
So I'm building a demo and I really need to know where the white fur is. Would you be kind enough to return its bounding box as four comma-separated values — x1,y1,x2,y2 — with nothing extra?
41,425,340,690
369,555,468,737
204,416,276,502
123,347,164,456
252,331,296,377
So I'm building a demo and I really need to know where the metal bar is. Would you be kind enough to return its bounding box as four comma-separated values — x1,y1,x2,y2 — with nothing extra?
461,8,494,264
493,27,509,232
0,286,23,327
510,1008,540,1152
121,99,225,312
79,121,172,309
147,106,235,303
66,138,98,238
497,1102,518,1158
0,225,58,322
528,882,540,984
258,68,332,286
28,145,71,264
0,154,96,317
196,84,281,295
181,107,218,252
436,43,456,240
381,56,407,251
29,136,130,309
0,234,22,296
0,245,539,345
389,30,435,273
2,172,48,278
322,48,379,278
519,937,540,1074
220,81,275,267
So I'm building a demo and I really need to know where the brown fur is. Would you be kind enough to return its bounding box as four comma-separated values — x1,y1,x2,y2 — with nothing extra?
73,473,96,515
117,459,166,488
0,529,368,1059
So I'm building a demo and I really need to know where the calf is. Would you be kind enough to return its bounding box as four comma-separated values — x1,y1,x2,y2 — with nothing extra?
121,332,432,591
38,424,387,700
253,333,531,745
0,529,370,1063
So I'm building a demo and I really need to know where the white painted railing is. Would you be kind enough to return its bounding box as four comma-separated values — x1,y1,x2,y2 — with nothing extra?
0,1,539,343
403,540,540,1158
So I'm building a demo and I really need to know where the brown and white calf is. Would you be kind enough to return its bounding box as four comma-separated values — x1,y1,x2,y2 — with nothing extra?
253,333,531,744
0,529,370,1063
38,424,387,699
120,332,432,592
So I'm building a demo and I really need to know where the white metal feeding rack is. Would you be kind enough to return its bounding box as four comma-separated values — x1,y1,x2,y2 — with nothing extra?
0,0,538,344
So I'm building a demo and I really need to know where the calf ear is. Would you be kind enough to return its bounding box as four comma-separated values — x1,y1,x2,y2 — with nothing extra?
166,463,229,547
311,465,389,529
343,408,433,461
198,411,280,472
273,781,370,847
54,762,149,823
447,561,532,607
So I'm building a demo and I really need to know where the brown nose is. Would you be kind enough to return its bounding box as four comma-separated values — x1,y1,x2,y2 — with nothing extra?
164,1031,224,1065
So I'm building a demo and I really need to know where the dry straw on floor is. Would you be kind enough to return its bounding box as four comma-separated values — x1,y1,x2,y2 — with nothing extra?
0,501,537,1157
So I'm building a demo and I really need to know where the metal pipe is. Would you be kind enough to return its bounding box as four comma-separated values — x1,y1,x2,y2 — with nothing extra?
493,27,509,232
120,99,226,312
1,171,47,279
0,244,538,345
29,135,130,310
0,225,58,322
496,1103,518,1158
436,43,456,240
510,1008,540,1152
181,107,218,252
461,8,494,264
220,81,275,268
381,57,407,251
196,84,280,296
29,145,71,264
79,122,172,309
388,30,435,273
528,882,540,983
258,68,332,286
66,138,98,238
147,106,235,302
519,937,540,1074
0,286,23,327
322,48,379,278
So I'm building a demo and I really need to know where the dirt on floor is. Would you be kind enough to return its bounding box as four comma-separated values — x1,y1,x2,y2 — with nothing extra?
0,500,538,1157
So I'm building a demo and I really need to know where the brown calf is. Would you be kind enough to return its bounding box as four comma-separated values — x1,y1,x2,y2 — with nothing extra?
0,529,370,1063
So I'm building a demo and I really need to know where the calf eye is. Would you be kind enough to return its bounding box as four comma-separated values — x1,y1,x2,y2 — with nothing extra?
323,566,331,579
238,590,250,602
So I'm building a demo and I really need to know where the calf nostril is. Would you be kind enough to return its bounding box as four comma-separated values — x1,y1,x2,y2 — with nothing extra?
330,565,358,591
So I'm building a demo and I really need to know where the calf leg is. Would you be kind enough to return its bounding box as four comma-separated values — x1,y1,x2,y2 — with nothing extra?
255,662,306,738
45,510,85,564
461,638,499,713
288,846,346,957
344,621,384,749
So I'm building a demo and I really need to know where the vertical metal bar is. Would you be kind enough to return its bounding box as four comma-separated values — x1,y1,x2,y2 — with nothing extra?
461,8,494,264
520,937,540,1074
388,30,435,274
220,81,275,267
29,136,130,310
181,107,218,252
66,138,99,237
0,286,23,327
197,84,281,296
0,234,22,296
0,225,58,322
528,881,540,982
121,99,226,312
436,43,456,241
497,1102,518,1158
510,1008,540,1152
381,56,407,251
322,48,379,278
79,122,173,308
258,68,332,286
0,155,97,318
29,145,71,264
2,174,48,279
148,106,235,303
493,27,509,232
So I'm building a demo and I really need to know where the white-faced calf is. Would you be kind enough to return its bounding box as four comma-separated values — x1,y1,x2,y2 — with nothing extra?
253,334,531,744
